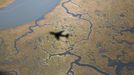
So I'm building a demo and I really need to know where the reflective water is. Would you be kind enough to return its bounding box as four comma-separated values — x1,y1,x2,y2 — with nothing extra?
0,0,60,29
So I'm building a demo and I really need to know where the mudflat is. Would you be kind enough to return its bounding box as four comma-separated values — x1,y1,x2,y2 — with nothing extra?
0,0,14,8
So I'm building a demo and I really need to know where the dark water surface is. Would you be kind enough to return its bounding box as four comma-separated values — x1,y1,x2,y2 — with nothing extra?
0,0,60,29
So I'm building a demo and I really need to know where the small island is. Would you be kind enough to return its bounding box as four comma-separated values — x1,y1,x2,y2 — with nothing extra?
0,0,15,9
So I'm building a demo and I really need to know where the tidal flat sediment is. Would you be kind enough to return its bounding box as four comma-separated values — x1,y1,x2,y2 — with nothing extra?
0,0,15,9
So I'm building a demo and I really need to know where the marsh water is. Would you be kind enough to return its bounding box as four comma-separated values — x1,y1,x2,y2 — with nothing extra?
0,0,60,29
